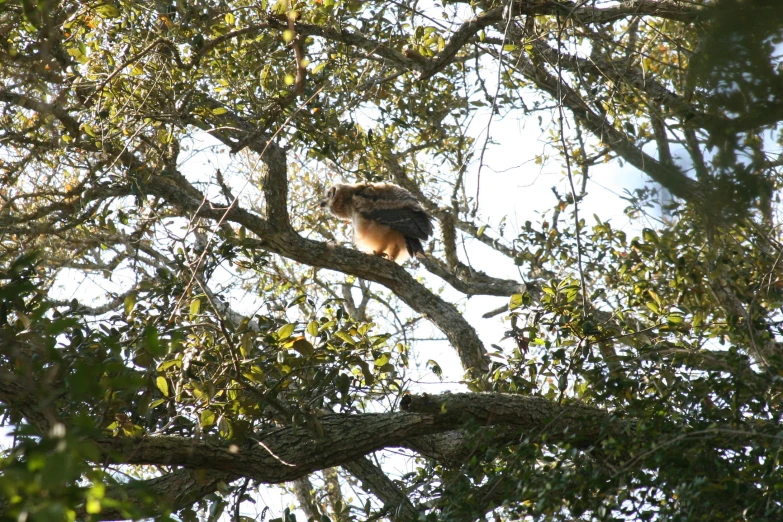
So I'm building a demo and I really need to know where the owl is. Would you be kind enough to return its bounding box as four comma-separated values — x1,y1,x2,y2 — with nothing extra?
320,182,433,263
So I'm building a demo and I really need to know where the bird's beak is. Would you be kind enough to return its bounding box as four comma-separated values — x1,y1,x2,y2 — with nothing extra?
319,199,327,208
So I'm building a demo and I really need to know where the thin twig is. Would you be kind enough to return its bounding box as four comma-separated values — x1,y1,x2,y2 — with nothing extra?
555,15,588,315
472,0,514,218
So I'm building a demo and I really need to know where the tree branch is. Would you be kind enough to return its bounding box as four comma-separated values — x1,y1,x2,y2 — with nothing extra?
344,457,419,521
174,99,491,374
514,43,705,204
93,469,239,521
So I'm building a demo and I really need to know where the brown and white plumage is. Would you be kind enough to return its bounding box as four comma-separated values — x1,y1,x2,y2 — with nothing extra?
320,182,433,263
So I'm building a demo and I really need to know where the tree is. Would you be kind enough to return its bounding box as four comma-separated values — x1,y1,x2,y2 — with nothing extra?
2,0,783,520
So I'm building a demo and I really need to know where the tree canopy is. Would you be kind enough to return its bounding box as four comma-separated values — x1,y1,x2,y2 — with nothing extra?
2,0,783,520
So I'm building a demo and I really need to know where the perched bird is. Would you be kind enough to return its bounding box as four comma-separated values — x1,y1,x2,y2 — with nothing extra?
320,182,433,263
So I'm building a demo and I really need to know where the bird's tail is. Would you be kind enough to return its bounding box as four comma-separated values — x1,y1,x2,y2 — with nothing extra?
405,237,425,258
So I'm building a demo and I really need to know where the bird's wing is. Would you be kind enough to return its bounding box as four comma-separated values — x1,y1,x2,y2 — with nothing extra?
362,207,433,239
352,184,433,239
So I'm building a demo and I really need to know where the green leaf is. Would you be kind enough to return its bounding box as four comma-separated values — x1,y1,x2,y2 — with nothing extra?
124,292,137,316
219,417,233,438
201,409,216,428
156,376,169,397
96,3,120,18
693,312,704,327
240,332,254,357
292,337,314,357
189,297,201,318
307,320,319,337
144,325,165,357
666,312,685,324
277,323,296,340
242,367,264,383
335,331,354,345
509,293,524,310
287,294,307,308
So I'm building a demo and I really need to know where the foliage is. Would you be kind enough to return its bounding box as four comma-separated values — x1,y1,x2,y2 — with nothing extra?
1,0,783,521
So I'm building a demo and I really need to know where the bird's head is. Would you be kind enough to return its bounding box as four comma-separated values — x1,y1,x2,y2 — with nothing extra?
319,186,336,209
320,184,353,219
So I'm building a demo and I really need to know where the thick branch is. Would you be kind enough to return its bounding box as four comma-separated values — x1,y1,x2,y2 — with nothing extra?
94,413,443,483
344,457,419,521
292,476,323,521
87,393,630,485
267,1,703,84
268,19,418,71
94,469,239,521
509,0,704,25
401,392,630,444
182,93,291,230
403,430,518,468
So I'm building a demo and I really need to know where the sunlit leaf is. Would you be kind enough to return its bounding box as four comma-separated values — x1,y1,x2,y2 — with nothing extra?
201,409,216,428
124,292,137,316
156,376,169,397
277,323,296,340
307,320,319,337
190,297,201,318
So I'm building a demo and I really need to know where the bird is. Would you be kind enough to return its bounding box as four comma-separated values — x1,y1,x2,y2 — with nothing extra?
320,182,433,264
